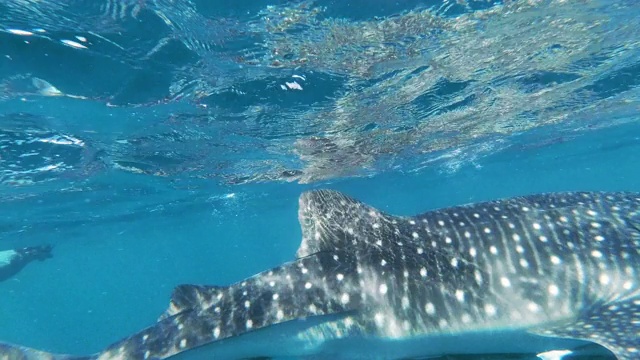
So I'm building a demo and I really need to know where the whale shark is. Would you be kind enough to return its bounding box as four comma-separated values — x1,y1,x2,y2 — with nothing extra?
2,189,640,359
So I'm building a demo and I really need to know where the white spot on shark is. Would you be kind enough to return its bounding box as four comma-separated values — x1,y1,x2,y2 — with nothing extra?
485,303,497,316
425,302,435,315
379,283,388,295
341,293,350,304
401,296,410,309
469,247,477,257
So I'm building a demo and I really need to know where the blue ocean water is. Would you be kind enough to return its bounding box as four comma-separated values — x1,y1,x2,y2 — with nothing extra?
0,0,639,359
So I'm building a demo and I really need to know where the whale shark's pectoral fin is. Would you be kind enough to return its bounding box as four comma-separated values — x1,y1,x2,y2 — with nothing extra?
0,341,93,360
530,297,640,360
158,284,224,320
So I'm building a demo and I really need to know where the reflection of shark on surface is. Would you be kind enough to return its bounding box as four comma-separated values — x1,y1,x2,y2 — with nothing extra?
2,189,640,359
0,245,53,282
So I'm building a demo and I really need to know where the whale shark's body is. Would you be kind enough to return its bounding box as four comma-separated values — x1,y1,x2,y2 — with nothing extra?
2,190,640,359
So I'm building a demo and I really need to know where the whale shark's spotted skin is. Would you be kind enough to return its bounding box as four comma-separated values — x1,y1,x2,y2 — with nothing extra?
2,190,640,359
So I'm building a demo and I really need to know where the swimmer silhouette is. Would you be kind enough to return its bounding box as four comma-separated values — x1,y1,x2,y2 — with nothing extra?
0,245,53,282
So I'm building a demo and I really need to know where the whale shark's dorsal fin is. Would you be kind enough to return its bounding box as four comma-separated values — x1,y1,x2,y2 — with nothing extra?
159,284,224,320
297,189,400,258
